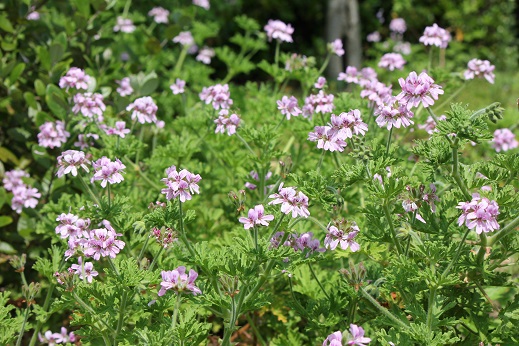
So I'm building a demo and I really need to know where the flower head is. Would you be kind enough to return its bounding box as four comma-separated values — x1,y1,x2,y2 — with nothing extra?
457,193,499,234
366,31,381,43
375,97,414,130
464,59,496,84
492,128,518,152
277,95,302,120
11,185,41,214
158,266,202,296
378,53,406,71
160,166,201,203
268,183,310,218
2,169,29,191
199,84,233,110
324,222,361,252
314,76,327,89
72,93,106,122
127,96,158,124
59,67,91,90
196,46,215,64
173,31,194,47
329,110,368,139
347,324,371,346
91,157,126,188
328,39,344,56
103,121,131,138
148,7,169,23
116,77,134,96
84,223,126,260
113,17,136,33
56,150,90,178
70,257,99,283
264,19,294,43
214,109,241,135
239,204,274,229
396,71,444,110
389,18,407,34
170,79,186,95
38,121,70,149
419,23,451,48
193,0,210,9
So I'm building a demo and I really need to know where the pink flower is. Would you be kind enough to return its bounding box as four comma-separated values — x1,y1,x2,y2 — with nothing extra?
457,193,499,234
38,121,70,149
38,330,61,345
464,59,496,84
84,224,125,260
304,90,335,116
419,23,451,48
366,31,381,42
214,109,240,135
492,129,518,152
359,79,392,107
196,46,215,64
91,157,126,188
72,93,106,122
375,97,414,130
56,150,90,178
268,183,310,218
389,18,407,34
26,11,40,20
148,7,169,24
116,77,134,97
396,71,444,110
378,53,406,71
160,166,201,203
347,324,371,346
277,95,302,120
323,331,342,346
70,257,99,283
55,213,89,239
329,109,368,139
170,79,186,95
193,0,210,10
314,76,327,89
11,185,41,214
127,96,158,124
324,223,360,252
264,19,294,43
59,67,90,90
308,126,347,152
199,84,233,110
338,66,360,84
328,39,344,56
173,31,194,47
104,121,131,138
394,41,412,55
158,266,202,296
239,204,274,229
113,17,136,33
2,169,29,191
54,327,76,344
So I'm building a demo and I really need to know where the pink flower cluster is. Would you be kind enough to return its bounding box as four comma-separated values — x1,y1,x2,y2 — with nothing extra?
457,193,499,234
127,96,159,124
396,71,444,110
375,97,414,130
264,19,294,43
173,31,194,47
268,183,310,218
308,109,368,152
83,222,126,260
116,77,134,96
324,222,360,252
492,128,518,152
2,169,40,214
271,231,325,256
170,78,186,95
56,213,90,240
38,327,76,345
285,53,308,72
90,157,126,188
378,53,406,71
38,121,70,149
199,83,233,110
239,204,274,229
464,59,496,84
338,66,377,85
196,46,215,64
401,184,439,224
314,77,327,89
113,17,136,33
323,324,371,346
193,0,210,10
70,257,99,283
277,95,302,120
152,227,177,248
148,7,169,23
160,165,202,203
359,79,392,106
419,23,451,48
303,90,335,118
59,67,90,90
214,109,241,135
366,31,381,43
328,39,344,56
389,18,407,34
72,92,106,122
102,121,131,138
56,150,90,178
158,266,202,296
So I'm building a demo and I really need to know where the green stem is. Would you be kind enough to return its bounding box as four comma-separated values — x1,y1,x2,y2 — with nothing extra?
245,313,267,346
382,204,403,255
107,184,111,209
426,287,437,332
427,47,433,71
148,246,165,272
236,133,256,157
135,127,145,165
28,283,56,346
173,46,189,77
137,234,151,264
488,214,519,246
476,233,488,266
274,40,280,66
386,127,393,156
359,286,409,330
15,304,31,346
253,226,258,252
79,173,102,206
308,263,330,300
451,138,471,200
171,294,182,329
72,292,115,333
317,150,325,172
317,53,331,76
113,291,128,345
441,228,471,279
433,82,466,111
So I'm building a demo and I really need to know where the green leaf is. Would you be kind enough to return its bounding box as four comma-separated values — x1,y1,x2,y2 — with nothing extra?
49,43,65,65
73,0,91,16
0,241,15,253
45,84,68,119
23,92,38,109
0,14,14,33
37,46,51,71
0,147,19,165
34,79,46,96
0,216,12,228
8,63,25,84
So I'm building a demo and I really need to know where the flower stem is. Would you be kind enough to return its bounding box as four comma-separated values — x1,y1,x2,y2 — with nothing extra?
441,227,471,279
113,291,128,346
317,150,325,172
171,294,182,329
274,40,280,66
488,214,519,246
426,286,438,332
148,246,165,272
173,46,189,77
79,173,101,206
28,283,56,346
318,53,331,76
359,286,409,330
382,204,403,255
450,138,472,200
72,291,115,333
236,133,257,158
15,303,31,346
308,263,330,300
385,127,393,156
